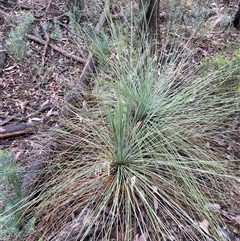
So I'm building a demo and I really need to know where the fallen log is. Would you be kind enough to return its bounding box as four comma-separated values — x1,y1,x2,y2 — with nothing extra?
0,123,37,139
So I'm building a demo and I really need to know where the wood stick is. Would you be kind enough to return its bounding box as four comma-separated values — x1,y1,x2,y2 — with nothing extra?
41,31,50,68
0,124,38,139
27,34,87,64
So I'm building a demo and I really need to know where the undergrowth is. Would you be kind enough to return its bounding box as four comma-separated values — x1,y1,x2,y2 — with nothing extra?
5,12,34,61
0,151,34,240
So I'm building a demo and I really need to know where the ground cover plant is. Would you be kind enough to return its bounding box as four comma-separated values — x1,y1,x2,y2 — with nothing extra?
6,12,34,61
0,0,240,241
0,151,35,239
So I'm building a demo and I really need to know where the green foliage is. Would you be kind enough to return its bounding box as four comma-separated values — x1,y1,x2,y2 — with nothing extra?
67,10,80,34
0,151,34,239
211,55,230,69
168,1,211,27
233,50,240,63
6,12,34,61
201,51,240,72
107,103,132,165
50,19,63,40
219,15,231,28
23,26,240,241
190,4,210,20
0,151,22,200
91,33,111,63
67,0,84,11
201,51,240,94
67,0,85,35
167,1,183,21
16,2,240,240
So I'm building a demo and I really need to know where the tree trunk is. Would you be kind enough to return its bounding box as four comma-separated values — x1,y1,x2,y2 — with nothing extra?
139,0,160,39
146,0,160,37
233,3,240,29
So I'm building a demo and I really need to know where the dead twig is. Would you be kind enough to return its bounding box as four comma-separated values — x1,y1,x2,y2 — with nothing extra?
0,104,52,126
0,115,16,126
25,104,52,119
41,30,50,68
45,0,53,15
27,34,86,64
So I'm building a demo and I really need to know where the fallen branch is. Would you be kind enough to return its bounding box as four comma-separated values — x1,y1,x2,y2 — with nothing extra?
25,104,52,119
27,34,86,64
45,0,53,15
0,123,38,139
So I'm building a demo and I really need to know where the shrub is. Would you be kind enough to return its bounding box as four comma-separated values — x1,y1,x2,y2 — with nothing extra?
6,12,34,61
50,20,63,40
0,151,34,240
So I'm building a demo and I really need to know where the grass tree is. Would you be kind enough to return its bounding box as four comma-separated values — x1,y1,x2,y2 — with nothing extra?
23,26,239,241
3,1,239,240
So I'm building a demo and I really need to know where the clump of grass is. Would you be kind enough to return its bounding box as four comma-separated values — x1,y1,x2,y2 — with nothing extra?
6,12,34,61
20,2,240,241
